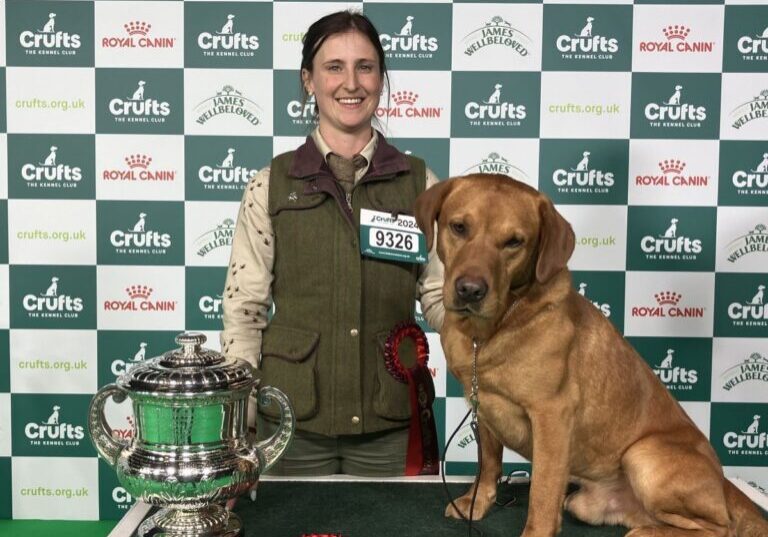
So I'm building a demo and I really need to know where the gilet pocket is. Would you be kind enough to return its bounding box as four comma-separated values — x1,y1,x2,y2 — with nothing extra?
258,324,319,421
372,330,413,421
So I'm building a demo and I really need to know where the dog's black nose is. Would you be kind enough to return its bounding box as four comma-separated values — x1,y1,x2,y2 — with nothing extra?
455,276,488,303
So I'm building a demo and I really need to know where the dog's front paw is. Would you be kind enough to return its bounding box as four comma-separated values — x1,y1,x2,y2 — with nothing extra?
444,494,494,521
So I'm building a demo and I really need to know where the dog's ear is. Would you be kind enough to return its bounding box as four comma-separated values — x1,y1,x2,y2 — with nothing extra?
414,179,454,251
535,196,575,283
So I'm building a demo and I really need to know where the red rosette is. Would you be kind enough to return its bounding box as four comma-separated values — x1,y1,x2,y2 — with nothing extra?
383,321,430,383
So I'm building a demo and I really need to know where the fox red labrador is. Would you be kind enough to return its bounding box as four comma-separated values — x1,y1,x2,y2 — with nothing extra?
415,174,767,537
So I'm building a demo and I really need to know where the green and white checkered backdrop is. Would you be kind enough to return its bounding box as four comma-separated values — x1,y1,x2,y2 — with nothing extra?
1,0,767,521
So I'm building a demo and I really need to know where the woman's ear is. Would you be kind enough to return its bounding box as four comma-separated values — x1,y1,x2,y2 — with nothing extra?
301,69,313,94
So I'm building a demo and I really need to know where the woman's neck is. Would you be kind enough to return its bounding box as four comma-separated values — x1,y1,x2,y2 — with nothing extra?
318,126,373,160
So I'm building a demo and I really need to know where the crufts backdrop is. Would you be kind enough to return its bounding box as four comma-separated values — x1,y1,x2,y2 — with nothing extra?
0,0,767,522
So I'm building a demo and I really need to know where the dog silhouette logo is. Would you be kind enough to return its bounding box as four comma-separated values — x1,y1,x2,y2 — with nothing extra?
130,81,146,101
743,415,761,435
753,153,768,173
219,14,235,35
220,148,236,168
665,85,683,106
40,12,56,33
656,349,675,369
661,218,678,239
132,213,147,232
750,285,765,305
572,151,591,172
133,342,147,362
579,17,594,38
43,277,59,297
485,84,502,105
40,146,58,166
577,282,587,296
398,16,414,36
46,405,61,425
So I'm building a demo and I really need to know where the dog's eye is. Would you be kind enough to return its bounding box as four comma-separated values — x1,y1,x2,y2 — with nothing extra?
450,222,467,236
505,237,522,249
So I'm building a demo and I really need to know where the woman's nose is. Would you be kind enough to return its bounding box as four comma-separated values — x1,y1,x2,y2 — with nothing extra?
343,69,359,91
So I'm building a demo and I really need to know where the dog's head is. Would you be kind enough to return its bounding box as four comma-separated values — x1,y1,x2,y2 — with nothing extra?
415,174,574,320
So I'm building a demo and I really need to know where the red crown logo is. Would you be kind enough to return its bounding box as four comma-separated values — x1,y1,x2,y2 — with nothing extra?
393,91,418,106
663,25,690,41
125,154,152,169
126,285,153,300
124,21,151,36
658,159,686,174
655,291,682,306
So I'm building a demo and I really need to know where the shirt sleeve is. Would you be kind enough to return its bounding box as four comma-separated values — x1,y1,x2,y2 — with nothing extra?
220,167,274,368
417,167,445,332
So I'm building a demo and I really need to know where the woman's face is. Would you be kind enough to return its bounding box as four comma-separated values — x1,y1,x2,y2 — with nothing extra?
302,30,383,139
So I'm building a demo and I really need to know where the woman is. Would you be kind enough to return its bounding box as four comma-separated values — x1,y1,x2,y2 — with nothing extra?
221,10,444,477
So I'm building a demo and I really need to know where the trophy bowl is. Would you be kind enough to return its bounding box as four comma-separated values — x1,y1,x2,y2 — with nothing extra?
89,332,294,537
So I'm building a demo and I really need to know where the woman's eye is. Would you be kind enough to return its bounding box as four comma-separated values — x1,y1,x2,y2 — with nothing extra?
450,222,466,236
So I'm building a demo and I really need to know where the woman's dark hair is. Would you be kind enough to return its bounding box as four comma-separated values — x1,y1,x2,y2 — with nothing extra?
300,10,390,119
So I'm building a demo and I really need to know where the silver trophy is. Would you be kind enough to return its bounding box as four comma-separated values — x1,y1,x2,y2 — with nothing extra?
89,332,294,537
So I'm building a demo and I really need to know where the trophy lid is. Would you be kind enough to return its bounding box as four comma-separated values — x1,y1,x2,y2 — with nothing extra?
117,332,254,394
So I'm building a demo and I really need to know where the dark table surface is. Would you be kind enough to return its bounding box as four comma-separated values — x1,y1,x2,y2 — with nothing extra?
231,481,628,537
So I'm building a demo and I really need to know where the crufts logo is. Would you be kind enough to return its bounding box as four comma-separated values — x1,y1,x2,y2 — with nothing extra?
639,25,714,53
102,20,175,49
375,91,442,119
727,285,768,326
552,151,613,193
109,80,171,122
644,85,706,126
723,415,768,452
103,285,176,312
21,145,82,186
197,14,259,56
463,15,530,58
576,282,611,317
196,219,235,258
195,85,262,126
110,343,147,377
464,83,525,126
23,277,84,317
199,148,256,189
379,16,438,58
732,152,768,194
652,348,698,389
555,16,619,58
199,294,223,318
462,152,527,180
286,94,316,124
736,26,768,59
631,291,705,319
19,12,81,53
730,90,768,130
725,223,768,263
25,405,85,444
635,159,708,188
721,353,768,392
103,153,176,182
640,218,703,259
109,212,172,253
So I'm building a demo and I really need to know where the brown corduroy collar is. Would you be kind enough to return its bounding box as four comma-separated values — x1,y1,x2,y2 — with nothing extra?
288,131,411,181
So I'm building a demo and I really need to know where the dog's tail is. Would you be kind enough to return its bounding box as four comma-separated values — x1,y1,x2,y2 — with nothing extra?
724,479,768,537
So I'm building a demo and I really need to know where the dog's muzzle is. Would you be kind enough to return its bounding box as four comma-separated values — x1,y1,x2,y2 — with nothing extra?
454,276,488,304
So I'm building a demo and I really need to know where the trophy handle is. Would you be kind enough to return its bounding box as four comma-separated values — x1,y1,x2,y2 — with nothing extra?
249,386,295,473
88,384,129,467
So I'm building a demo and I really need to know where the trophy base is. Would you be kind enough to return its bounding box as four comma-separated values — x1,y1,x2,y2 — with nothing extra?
137,506,243,537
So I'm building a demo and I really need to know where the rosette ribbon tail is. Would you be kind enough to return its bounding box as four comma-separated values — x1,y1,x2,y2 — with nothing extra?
404,363,439,476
